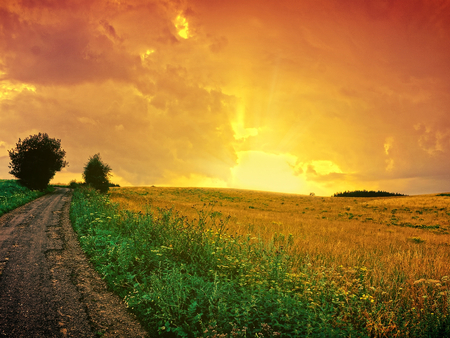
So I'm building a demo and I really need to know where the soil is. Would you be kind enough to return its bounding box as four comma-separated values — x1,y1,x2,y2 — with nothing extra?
0,188,149,337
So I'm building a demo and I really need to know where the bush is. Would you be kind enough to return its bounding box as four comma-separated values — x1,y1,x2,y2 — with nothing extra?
8,133,68,190
82,153,112,193
69,180,85,189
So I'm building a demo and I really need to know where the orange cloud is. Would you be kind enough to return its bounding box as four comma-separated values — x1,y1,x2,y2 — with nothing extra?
1,0,450,195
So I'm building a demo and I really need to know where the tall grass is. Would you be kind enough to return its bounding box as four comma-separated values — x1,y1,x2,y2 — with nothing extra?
0,179,51,216
70,187,449,337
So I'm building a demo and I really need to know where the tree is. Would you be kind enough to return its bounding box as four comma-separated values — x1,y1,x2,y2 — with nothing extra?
83,153,112,193
8,133,68,190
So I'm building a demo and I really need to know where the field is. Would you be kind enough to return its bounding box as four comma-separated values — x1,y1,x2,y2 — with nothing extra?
111,187,450,285
0,179,50,217
70,186,450,337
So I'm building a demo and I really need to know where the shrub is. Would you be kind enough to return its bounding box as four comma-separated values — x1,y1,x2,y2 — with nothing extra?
82,153,112,193
69,180,84,189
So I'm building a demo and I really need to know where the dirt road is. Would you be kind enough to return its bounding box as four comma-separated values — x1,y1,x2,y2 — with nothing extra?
0,188,148,337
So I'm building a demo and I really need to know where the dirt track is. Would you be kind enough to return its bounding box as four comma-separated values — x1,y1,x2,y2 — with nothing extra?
0,188,148,337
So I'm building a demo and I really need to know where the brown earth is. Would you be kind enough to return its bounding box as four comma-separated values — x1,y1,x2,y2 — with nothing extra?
0,188,149,337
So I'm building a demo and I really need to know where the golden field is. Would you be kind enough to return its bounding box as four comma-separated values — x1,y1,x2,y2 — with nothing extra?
110,187,450,286
103,186,450,335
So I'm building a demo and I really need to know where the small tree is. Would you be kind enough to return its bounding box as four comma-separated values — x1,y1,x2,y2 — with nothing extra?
8,133,68,190
83,153,112,193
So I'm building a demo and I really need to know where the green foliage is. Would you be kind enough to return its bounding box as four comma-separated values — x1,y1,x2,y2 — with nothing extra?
334,190,407,197
0,179,50,216
83,153,112,193
8,133,68,191
409,236,426,244
69,180,84,189
70,187,450,338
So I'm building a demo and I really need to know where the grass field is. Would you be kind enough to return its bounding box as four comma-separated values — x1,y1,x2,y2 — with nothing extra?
110,187,450,284
70,186,450,337
0,179,50,217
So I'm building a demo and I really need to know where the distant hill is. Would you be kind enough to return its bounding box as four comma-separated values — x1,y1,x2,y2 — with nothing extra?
334,190,407,197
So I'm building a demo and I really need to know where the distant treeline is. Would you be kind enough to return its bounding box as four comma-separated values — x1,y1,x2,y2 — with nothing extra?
69,180,120,189
334,190,407,197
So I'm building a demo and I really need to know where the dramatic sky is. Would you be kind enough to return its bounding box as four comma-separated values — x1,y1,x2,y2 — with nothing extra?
1,0,450,196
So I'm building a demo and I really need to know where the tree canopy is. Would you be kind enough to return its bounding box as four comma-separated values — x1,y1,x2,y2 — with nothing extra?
8,133,68,190
334,190,407,197
83,153,112,193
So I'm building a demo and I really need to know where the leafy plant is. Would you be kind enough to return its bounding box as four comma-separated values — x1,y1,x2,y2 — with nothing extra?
83,153,112,193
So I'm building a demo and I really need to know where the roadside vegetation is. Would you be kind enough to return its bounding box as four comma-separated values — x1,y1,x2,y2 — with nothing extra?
70,186,450,337
0,179,52,217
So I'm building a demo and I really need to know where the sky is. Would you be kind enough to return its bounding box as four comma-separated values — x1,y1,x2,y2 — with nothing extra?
1,0,450,196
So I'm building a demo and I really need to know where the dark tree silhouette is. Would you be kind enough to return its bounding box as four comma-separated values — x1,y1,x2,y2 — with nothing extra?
8,133,68,190
83,153,112,193
333,190,407,197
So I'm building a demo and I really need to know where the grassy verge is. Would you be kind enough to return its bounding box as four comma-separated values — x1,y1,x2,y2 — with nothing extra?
70,187,449,337
0,179,52,217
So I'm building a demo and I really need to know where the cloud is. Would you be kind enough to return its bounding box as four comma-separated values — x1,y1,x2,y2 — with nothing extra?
1,0,450,195
0,78,237,185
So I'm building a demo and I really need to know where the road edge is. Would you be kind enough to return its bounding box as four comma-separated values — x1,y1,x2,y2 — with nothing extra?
57,189,149,337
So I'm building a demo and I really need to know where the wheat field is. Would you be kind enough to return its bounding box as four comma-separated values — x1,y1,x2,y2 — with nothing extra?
109,187,450,287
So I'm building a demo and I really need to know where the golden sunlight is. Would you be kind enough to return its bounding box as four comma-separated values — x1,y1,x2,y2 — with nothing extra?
140,49,155,62
174,14,190,39
163,173,228,188
231,102,258,140
231,151,304,193
0,81,36,100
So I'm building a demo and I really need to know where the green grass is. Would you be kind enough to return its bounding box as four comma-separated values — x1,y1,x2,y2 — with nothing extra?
70,187,450,337
0,179,51,217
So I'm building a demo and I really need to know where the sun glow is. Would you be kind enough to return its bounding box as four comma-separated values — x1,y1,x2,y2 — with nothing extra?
0,81,36,100
140,49,155,62
231,151,304,194
231,102,258,140
163,173,228,188
174,14,190,39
